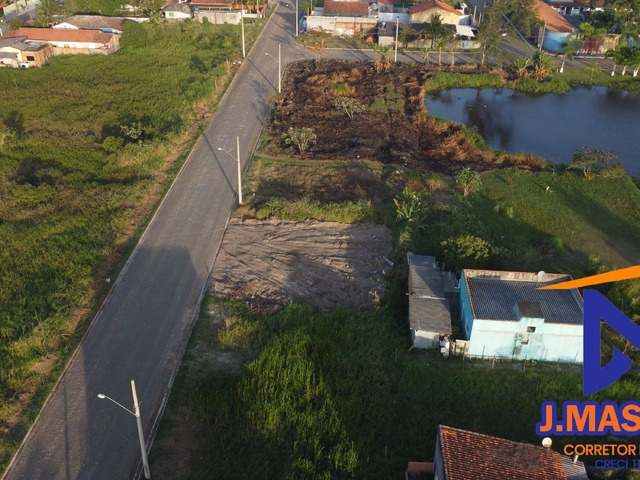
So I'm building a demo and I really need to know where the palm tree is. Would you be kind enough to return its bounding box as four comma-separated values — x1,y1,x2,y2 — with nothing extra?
531,51,552,80
559,38,581,73
513,57,531,79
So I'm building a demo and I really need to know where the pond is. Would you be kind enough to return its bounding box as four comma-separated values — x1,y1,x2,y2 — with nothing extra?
425,86,640,175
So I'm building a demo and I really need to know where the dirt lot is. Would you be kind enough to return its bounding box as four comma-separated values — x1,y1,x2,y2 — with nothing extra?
210,218,393,313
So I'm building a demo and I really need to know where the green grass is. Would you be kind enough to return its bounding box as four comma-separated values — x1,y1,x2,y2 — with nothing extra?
424,71,504,93
410,169,640,274
154,297,640,478
0,19,257,470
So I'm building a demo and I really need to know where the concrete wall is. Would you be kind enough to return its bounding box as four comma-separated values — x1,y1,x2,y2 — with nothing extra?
307,15,377,35
412,329,439,349
467,318,582,363
196,10,242,24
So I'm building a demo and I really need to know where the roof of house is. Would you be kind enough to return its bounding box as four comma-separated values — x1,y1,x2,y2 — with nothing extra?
463,269,583,325
0,3,9,8
378,0,395,5
162,3,192,13
56,15,127,31
6,27,114,43
438,425,569,480
408,254,452,335
189,0,235,7
409,0,461,16
560,455,590,480
324,0,369,16
533,0,575,33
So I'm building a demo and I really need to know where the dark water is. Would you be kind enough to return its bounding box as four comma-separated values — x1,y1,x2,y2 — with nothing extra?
425,86,640,175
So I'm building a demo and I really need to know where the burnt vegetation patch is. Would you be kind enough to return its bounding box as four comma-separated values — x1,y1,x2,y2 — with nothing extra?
267,60,545,176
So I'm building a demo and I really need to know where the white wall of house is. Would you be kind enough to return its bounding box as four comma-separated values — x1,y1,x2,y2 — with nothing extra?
378,12,410,24
411,329,439,349
467,317,582,363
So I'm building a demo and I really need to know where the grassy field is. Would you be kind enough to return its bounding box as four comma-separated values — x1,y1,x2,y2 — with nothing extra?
152,296,640,479
0,17,272,469
154,143,640,478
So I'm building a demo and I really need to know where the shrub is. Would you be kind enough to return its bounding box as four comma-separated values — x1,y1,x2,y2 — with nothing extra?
441,234,491,269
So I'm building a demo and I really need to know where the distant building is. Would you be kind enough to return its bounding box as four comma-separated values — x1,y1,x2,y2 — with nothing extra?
0,35,52,67
162,3,193,19
323,0,370,16
53,15,128,34
409,0,461,25
532,0,575,52
6,27,119,55
459,269,583,363
433,425,589,480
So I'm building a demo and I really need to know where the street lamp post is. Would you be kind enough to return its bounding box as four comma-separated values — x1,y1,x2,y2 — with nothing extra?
241,8,246,58
295,0,298,37
97,380,151,479
217,136,243,205
394,16,399,63
264,44,282,93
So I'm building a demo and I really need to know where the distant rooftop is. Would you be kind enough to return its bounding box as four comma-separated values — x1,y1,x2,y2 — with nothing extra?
533,0,575,32
409,0,461,16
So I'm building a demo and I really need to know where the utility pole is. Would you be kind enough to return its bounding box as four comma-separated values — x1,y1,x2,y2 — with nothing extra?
394,16,399,62
236,136,243,205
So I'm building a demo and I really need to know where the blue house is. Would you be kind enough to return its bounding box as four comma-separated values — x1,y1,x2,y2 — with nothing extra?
459,269,583,363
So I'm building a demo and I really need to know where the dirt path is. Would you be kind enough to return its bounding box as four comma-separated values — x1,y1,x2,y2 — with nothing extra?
210,218,394,313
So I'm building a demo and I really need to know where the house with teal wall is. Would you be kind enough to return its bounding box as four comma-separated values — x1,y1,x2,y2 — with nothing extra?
459,269,583,363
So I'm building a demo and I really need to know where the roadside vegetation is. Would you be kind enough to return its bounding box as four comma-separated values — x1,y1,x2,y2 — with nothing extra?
0,18,265,470
154,58,640,478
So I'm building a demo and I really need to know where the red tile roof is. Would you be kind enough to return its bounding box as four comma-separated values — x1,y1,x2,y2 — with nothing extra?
533,0,574,33
409,0,461,16
438,425,567,480
7,27,113,43
324,0,369,16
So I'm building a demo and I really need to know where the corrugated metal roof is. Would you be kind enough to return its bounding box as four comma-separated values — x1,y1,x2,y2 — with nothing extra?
560,456,589,480
408,254,452,335
466,276,583,325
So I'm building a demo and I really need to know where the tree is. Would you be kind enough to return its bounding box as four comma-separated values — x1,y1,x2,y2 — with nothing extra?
441,235,491,269
608,45,640,76
531,50,552,81
311,40,325,63
578,22,607,54
586,62,602,80
334,97,364,121
476,3,502,67
434,28,455,67
282,127,317,154
399,26,419,49
559,38,581,73
35,0,58,26
569,146,617,179
301,1,311,14
373,44,392,72
455,167,482,197
513,57,531,79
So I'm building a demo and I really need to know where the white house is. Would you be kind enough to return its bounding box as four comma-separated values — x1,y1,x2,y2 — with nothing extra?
162,3,193,19
459,269,584,363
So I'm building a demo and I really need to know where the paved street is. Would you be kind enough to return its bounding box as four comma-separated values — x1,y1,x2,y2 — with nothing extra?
2,4,309,480
2,3,619,478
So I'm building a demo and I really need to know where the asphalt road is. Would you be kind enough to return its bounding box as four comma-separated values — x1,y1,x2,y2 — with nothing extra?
2,4,309,480
3,6,616,479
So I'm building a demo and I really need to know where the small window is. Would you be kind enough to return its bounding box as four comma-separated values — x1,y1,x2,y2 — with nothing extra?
521,339,529,345
527,326,536,333
26,55,35,61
